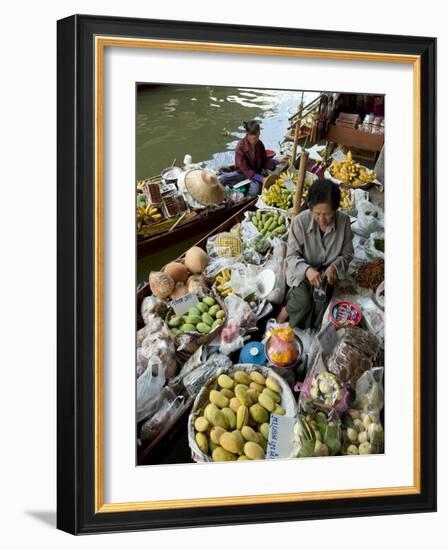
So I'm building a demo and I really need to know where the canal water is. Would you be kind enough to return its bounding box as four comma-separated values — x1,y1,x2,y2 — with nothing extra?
136,85,318,283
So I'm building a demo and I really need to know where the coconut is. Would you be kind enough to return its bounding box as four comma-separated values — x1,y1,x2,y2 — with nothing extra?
187,274,208,293
149,271,175,299
185,246,208,274
164,261,189,283
170,282,188,300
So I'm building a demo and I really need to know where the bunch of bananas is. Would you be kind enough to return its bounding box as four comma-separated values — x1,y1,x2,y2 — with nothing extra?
262,178,293,209
340,188,355,211
214,269,233,297
136,205,163,227
329,150,376,187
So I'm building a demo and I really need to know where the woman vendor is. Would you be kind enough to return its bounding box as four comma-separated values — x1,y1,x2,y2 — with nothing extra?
219,120,277,196
278,179,354,329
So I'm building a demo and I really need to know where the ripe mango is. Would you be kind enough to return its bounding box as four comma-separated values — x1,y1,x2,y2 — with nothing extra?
232,430,245,452
209,409,229,430
209,389,229,409
262,387,281,404
274,405,286,416
218,374,234,390
194,416,209,433
250,381,264,393
246,389,260,404
222,407,236,430
220,388,235,399
250,403,269,424
258,392,275,412
210,426,226,445
229,397,241,413
235,385,252,406
241,425,258,442
244,441,265,460
234,371,251,385
203,403,218,423
195,432,209,455
220,432,243,455
266,376,282,394
236,405,249,430
212,446,237,462
260,422,270,440
237,455,250,461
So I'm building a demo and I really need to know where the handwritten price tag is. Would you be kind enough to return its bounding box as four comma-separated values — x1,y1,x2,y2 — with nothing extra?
266,414,296,460
169,292,199,316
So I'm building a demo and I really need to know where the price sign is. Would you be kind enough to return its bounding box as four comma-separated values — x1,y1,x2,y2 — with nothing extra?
169,292,199,316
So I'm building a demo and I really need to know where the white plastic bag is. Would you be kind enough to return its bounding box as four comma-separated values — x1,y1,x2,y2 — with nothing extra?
140,387,184,443
351,200,384,238
136,357,166,422
365,231,385,261
264,241,287,305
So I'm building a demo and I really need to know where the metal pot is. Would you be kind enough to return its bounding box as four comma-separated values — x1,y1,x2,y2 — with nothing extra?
161,166,183,185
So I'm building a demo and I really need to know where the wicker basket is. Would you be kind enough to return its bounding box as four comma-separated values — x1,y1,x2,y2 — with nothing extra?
187,363,297,463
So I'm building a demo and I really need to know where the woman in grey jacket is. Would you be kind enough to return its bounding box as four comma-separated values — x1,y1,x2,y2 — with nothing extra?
280,179,354,329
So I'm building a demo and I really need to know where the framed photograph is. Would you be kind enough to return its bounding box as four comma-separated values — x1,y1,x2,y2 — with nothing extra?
57,15,436,534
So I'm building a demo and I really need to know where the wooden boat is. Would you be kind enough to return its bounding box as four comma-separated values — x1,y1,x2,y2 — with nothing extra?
137,197,257,465
137,197,255,258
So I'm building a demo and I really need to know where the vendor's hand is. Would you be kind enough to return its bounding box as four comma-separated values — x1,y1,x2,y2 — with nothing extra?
325,265,337,285
306,267,322,288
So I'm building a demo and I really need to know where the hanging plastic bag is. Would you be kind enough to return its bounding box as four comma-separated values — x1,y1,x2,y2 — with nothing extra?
140,387,184,443
218,294,258,355
351,200,384,238
354,367,384,415
136,357,166,423
365,231,385,261
264,241,287,305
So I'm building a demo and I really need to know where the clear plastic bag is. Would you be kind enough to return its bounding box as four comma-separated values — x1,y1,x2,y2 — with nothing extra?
326,327,379,387
136,357,166,423
351,200,384,238
264,241,286,305
297,352,350,414
294,410,342,457
354,367,384,416
182,353,233,397
140,387,184,443
140,296,166,325
365,230,385,261
218,294,258,355
340,407,384,455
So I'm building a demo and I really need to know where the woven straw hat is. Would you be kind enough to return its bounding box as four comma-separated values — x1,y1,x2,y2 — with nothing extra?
184,169,225,206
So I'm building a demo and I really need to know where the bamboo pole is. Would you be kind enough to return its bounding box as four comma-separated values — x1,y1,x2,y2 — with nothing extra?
291,121,300,166
293,150,309,215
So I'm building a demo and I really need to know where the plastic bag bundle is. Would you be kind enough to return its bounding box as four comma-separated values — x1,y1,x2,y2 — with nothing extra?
326,327,379,387
140,386,184,443
140,295,166,325
264,241,286,305
365,231,385,261
351,199,384,238
294,411,342,458
297,353,350,414
354,367,384,416
136,357,166,423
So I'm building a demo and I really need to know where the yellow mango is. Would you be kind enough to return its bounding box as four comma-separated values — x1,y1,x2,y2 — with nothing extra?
212,446,237,462
241,425,258,442
229,397,241,413
217,374,234,390
258,392,275,412
232,430,245,453
250,382,264,393
260,422,270,440
266,376,282,394
274,405,286,416
220,388,235,400
210,426,226,445
209,389,229,409
194,416,209,433
209,409,229,430
246,389,260,404
250,371,266,386
262,387,281,404
203,403,218,423
195,432,209,455
220,432,243,455
233,371,251,385
237,455,250,461
236,405,249,430
249,403,269,424
222,407,236,430
244,441,265,460
235,384,252,406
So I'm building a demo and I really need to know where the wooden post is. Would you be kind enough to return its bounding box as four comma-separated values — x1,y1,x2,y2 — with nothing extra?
293,150,309,215
291,121,300,166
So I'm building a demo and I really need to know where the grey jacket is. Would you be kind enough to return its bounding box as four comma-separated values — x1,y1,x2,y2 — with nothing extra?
285,209,354,288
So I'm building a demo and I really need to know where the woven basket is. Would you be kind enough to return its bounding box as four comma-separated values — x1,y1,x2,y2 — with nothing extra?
188,363,297,463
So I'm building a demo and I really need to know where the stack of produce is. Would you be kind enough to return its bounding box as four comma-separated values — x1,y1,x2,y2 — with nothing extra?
149,246,210,302
168,296,225,336
329,150,376,187
261,178,293,209
214,269,233,298
249,210,287,239
294,411,342,457
136,204,163,230
341,409,384,455
192,369,286,462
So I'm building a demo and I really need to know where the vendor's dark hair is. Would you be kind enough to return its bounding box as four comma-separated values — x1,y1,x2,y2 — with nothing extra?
243,120,260,135
307,178,341,210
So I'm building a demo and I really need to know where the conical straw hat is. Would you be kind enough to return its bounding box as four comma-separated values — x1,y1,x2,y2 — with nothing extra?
184,169,225,206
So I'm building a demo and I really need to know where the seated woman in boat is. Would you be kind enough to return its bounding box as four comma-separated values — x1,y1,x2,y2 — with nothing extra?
218,120,277,197
278,179,354,329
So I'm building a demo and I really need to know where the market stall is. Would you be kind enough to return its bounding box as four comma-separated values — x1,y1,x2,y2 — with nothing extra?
136,146,385,465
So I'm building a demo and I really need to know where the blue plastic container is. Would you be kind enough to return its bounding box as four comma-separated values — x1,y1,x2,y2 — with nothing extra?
238,342,267,365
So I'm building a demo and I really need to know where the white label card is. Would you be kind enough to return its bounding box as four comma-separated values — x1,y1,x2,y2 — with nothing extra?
169,292,199,316
266,414,297,460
